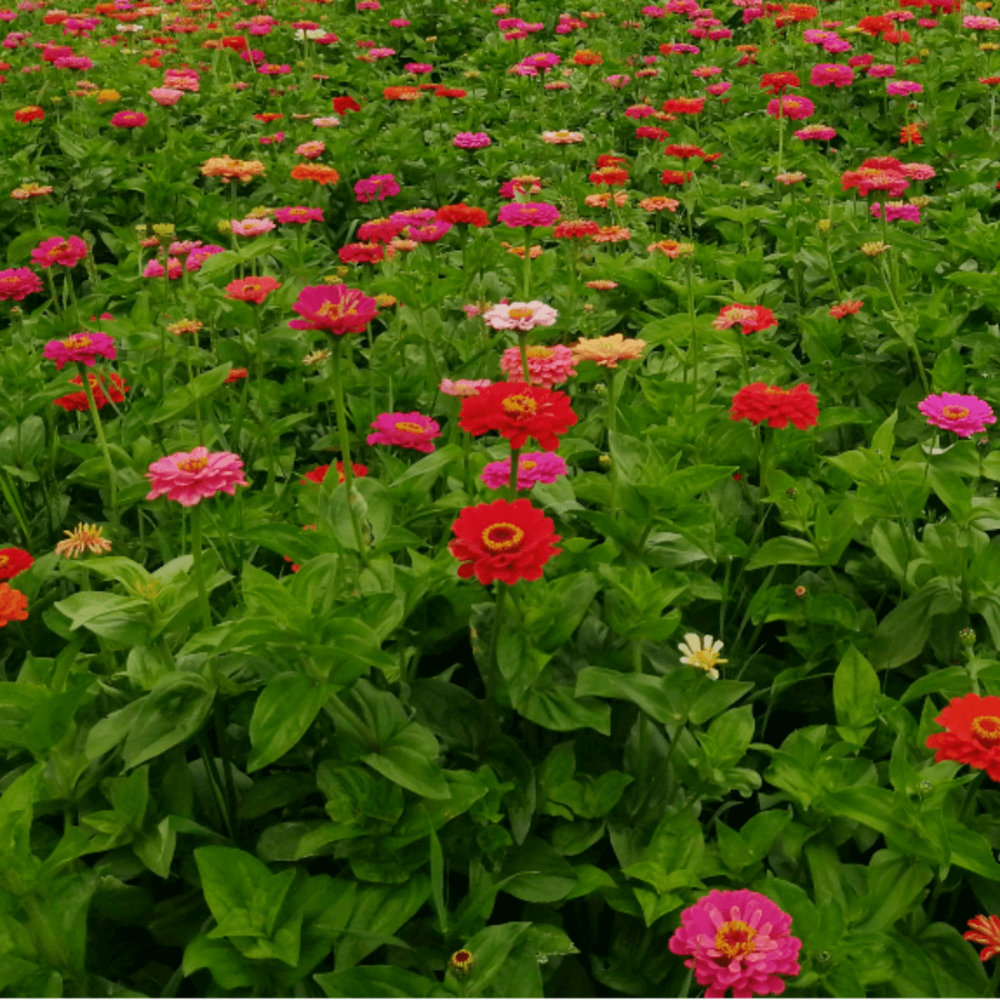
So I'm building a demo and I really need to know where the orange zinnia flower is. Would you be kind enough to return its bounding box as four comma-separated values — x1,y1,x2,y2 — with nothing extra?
0,582,28,627
290,163,341,185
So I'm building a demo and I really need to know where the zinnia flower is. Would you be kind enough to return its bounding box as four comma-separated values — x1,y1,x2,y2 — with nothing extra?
289,284,379,335
275,206,324,224
354,173,400,203
55,523,113,558
766,95,815,119
448,498,561,585
483,301,558,331
500,344,578,387
678,633,727,680
965,916,1000,962
810,63,854,86
497,202,561,228
573,334,646,368
453,131,491,149
110,109,148,128
53,372,129,411
0,583,28,627
714,305,777,334
730,383,819,430
0,267,42,300
481,452,569,490
367,412,441,453
290,163,340,185
226,276,281,304
146,447,248,506
829,300,863,318
0,547,33,580
794,123,836,140
459,383,578,450
440,378,492,397
13,105,44,124
300,462,368,485
926,692,1000,780
918,393,996,438
43,331,116,370
668,889,802,998
31,235,87,268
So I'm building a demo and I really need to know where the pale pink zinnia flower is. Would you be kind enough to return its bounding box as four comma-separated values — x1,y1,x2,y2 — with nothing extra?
295,140,326,159
483,301,558,331
149,87,184,106
367,411,441,453
231,218,276,237
918,393,997,438
145,447,248,506
481,451,569,490
440,378,492,397
668,889,802,999
500,343,577,387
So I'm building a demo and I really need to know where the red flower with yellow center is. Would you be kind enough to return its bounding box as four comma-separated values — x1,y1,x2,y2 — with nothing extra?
966,915,1000,962
0,547,33,581
926,692,1000,781
730,383,819,430
449,499,561,585
459,383,578,450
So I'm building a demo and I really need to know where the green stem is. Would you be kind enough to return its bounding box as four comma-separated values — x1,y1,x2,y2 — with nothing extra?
607,371,620,518
486,582,507,715
687,257,699,417
522,228,531,299
517,330,531,384
330,337,370,566
189,505,213,633
77,363,119,530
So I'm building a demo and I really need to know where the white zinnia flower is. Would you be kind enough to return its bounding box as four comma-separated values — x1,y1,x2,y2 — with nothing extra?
678,632,727,681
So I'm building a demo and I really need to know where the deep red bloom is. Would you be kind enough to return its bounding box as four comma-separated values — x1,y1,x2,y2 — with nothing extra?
664,143,708,159
338,242,385,264
589,166,630,186
448,498,561,585
553,219,600,239
53,371,129,411
662,97,705,114
965,916,1000,962
300,462,369,485
436,203,490,227
0,547,33,580
459,382,578,451
332,95,360,114
596,154,628,167
730,383,819,430
858,14,892,35
926,693,1000,781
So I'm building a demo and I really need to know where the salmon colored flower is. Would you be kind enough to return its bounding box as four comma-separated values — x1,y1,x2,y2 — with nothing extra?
225,276,282,304
449,498,561,585
730,383,819,430
290,163,340,185
965,915,1000,962
44,331,116,370
55,523,113,558
146,447,248,506
714,304,777,334
0,583,28,627
829,300,863,318
459,383,578,451
367,411,441,453
201,156,266,183
500,344,578,387
573,334,646,368
0,547,33,580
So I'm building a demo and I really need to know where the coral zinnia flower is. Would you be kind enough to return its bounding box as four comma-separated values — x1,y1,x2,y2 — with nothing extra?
965,915,1000,962
918,393,997,438
448,498,561,585
668,889,802,998
730,383,819,430
500,344,577,387
926,693,1000,780
201,156,266,183
829,300,863,318
437,204,489,227
300,462,368,485
54,372,129,411
714,304,777,334
459,383,578,451
55,523,113,558
367,412,441,453
43,331,116,370
146,447,248,506
225,275,281,304
553,220,601,240
573,334,646,368
289,284,379,335
0,547,33,580
0,583,28,627
14,106,44,124
290,163,340,185
663,97,705,114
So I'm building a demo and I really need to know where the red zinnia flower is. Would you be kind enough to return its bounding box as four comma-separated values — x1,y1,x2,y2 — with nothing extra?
553,219,600,240
225,275,282,304
459,382,578,451
829,300,863,318
730,383,819,430
714,304,778,334
338,242,385,264
760,71,800,94
53,371,129,411
449,498,561,585
589,166,630,186
663,97,705,114
965,916,1000,962
300,462,369,485
926,692,1000,781
596,154,628,167
662,169,694,186
0,547,33,580
664,143,708,159
332,95,361,114
436,203,490,227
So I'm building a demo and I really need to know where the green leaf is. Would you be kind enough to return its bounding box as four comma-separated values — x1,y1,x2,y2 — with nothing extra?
443,922,531,997
574,666,685,725
333,877,431,970
746,536,824,569
122,672,216,769
183,936,255,990
248,674,338,773
315,966,444,998
833,646,880,729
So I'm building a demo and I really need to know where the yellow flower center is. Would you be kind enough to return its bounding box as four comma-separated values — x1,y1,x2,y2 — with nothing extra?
508,307,534,320
0,555,8,567
688,648,724,673
715,920,757,960
394,421,425,433
501,394,538,417
942,405,970,421
64,334,92,349
972,715,1000,745
526,346,553,359
176,456,209,473
521,460,537,471
480,522,525,552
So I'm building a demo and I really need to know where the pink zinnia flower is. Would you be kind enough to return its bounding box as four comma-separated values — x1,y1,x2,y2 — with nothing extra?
918,393,997,438
275,206,324,224
186,245,224,272
145,447,248,506
497,202,561,228
354,173,401,203
144,257,183,279
793,123,836,140
481,451,569,490
867,63,897,78
766,95,815,120
810,63,854,87
0,267,42,300
500,343,577,387
407,220,453,243
483,301,558,331
43,331,116,369
453,131,491,149
367,411,441,453
110,109,147,128
289,284,379,335
668,889,802,999
295,140,325,159
31,235,87,268
887,80,922,96
440,378,492,397
871,201,920,223
231,218,275,237
149,87,183,106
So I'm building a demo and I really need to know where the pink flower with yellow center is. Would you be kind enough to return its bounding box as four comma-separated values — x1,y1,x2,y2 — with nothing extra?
918,392,996,438
43,331,116,369
481,451,569,490
483,301,558,331
145,447,248,506
231,218,276,237
500,343,578,387
289,284,379,335
367,411,442,453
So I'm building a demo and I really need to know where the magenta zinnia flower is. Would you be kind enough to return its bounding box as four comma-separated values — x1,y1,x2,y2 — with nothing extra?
809,63,854,87
668,889,802,998
43,331,116,369
289,284,379,335
765,95,815,120
918,393,997,438
31,235,88,269
367,411,441,453
110,109,148,128
453,131,491,149
0,267,42,300
146,447,248,506
353,173,401,204
274,206,324,224
497,202,561,228
481,451,569,490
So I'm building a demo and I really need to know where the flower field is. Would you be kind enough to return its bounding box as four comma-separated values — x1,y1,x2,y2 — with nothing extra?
7,0,1000,995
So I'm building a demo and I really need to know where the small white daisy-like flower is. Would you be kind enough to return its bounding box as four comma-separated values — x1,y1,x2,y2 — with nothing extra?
678,632,727,680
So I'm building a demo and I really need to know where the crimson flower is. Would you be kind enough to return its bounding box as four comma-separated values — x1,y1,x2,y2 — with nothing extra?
300,462,368,485
459,383,578,451
965,915,1000,962
449,498,561,585
0,547,33,581
730,383,819,430
926,692,1000,780
289,284,379,335
714,304,777,334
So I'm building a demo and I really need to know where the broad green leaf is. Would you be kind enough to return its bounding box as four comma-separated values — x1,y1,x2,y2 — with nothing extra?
248,674,339,773
123,672,216,769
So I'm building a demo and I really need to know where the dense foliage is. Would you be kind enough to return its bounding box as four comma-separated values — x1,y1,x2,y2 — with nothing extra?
3,0,1000,995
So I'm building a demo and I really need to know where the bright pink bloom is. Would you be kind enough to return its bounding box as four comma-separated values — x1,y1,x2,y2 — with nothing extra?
289,284,379,335
887,79,922,95
497,202,561,228
146,447,248,506
275,206,324,224
149,87,183,106
766,95,815,119
407,220,453,242
454,131,491,148
793,123,836,140
481,451,569,490
668,889,802,998
353,173,401,203
0,267,42,300
31,235,87,268
870,201,920,223
918,393,997,437
144,257,183,279
500,343,578,387
367,411,441,453
110,109,148,128
867,63,897,78
810,63,854,87
43,331,116,369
